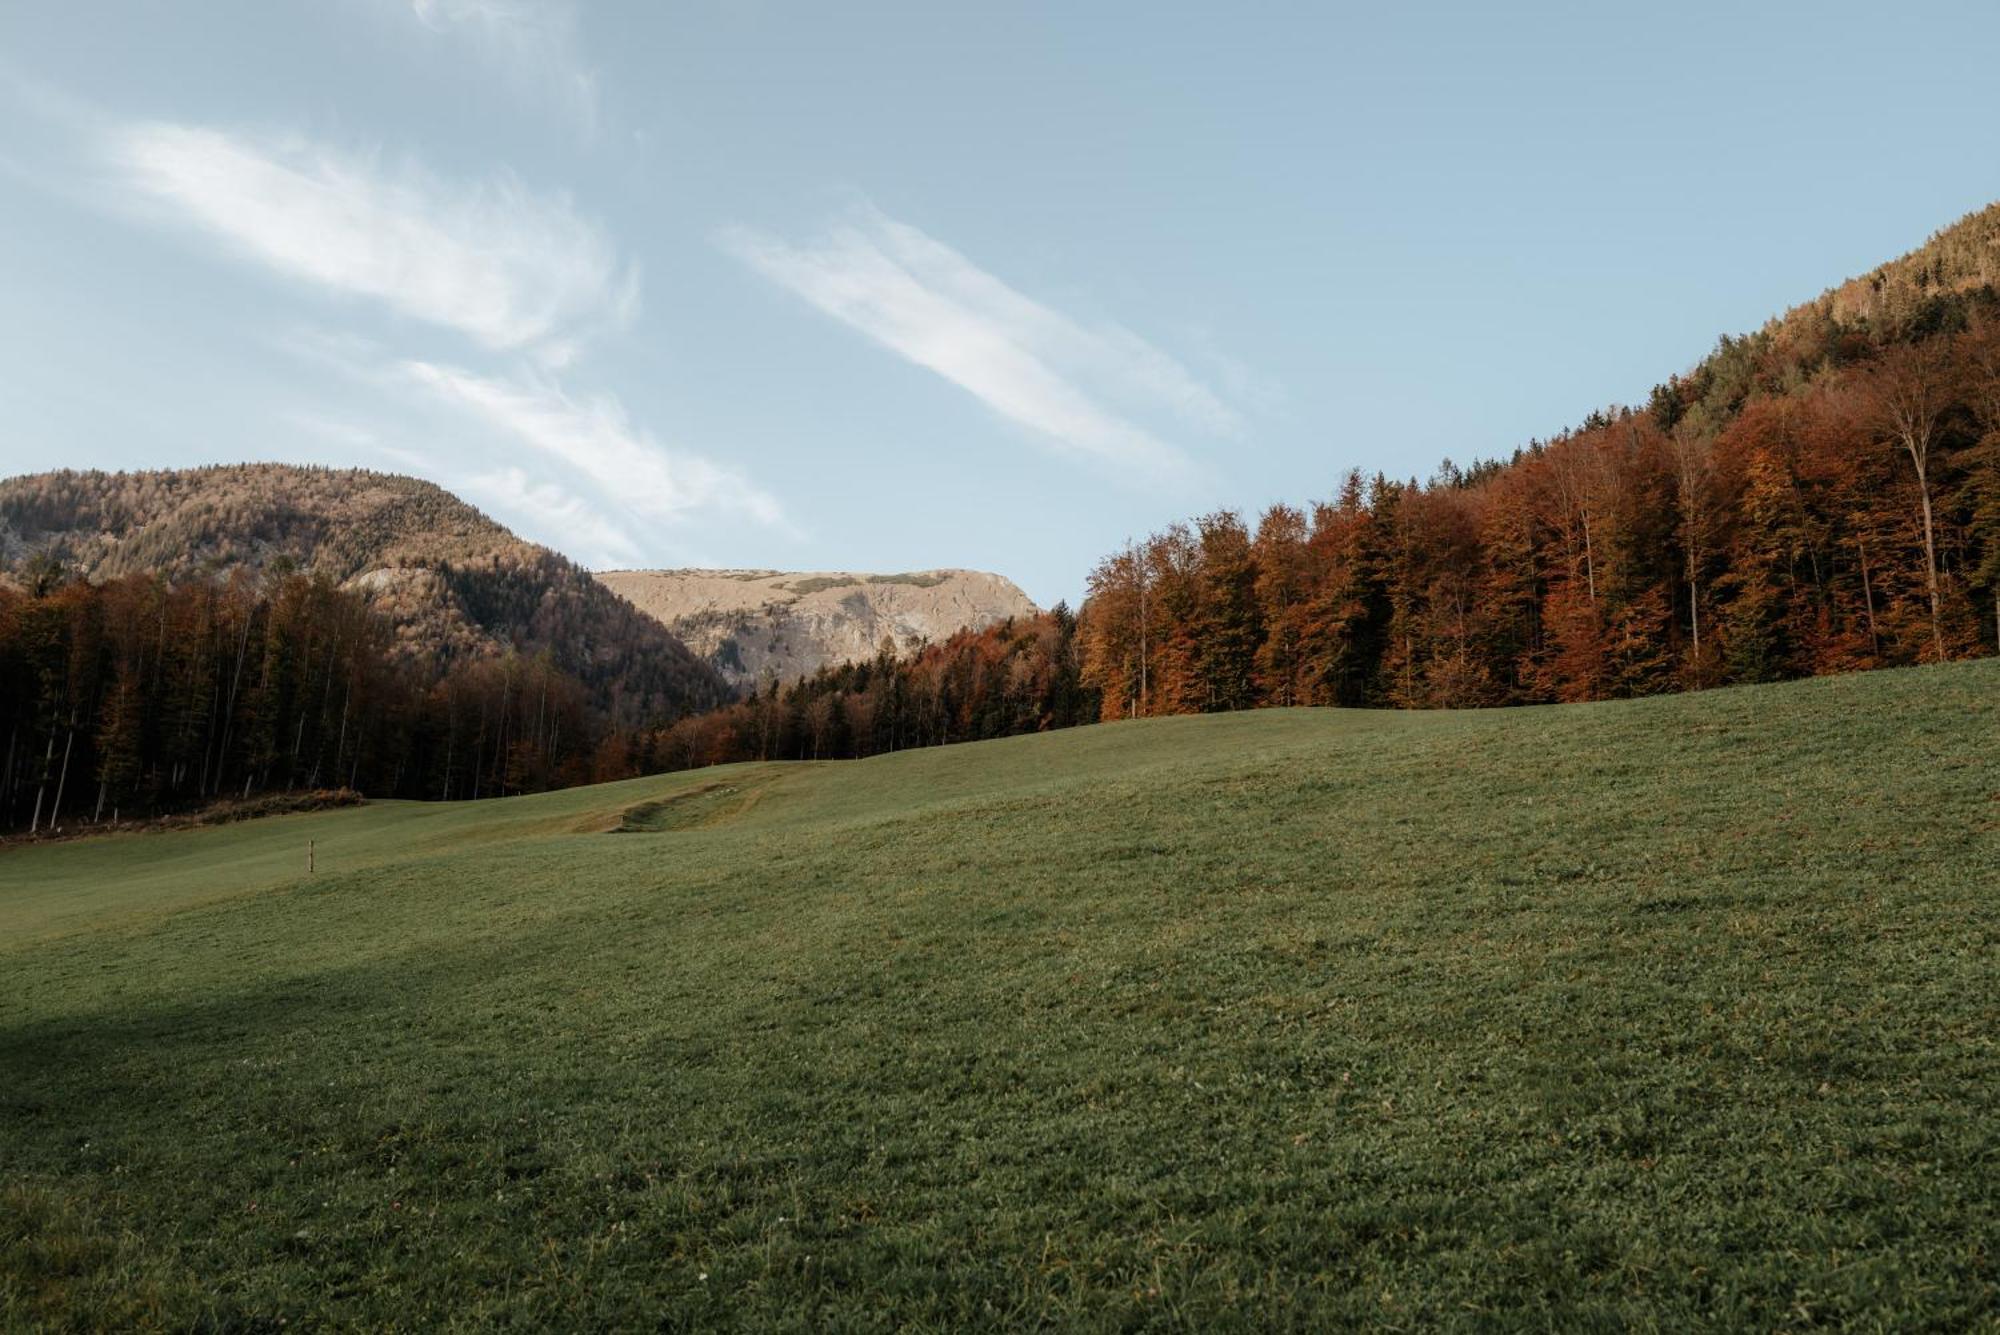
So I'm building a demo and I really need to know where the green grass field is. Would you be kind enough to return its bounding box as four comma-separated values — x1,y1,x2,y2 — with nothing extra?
3,663,1996,1329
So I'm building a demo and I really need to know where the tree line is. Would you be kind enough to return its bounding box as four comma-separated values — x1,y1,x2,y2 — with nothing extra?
0,463,732,733
1078,302,2000,717
11,213,1999,822
644,608,1098,771
0,566,644,834
0,563,1098,831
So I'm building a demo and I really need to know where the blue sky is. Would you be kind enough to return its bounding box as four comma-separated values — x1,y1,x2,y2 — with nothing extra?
2,2,1997,605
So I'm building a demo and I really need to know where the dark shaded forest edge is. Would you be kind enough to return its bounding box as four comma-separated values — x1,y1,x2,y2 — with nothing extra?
5,204,2000,830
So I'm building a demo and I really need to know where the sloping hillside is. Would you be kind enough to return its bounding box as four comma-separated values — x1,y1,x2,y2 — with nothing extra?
1811,200,2000,329
1649,199,2000,430
3,661,1994,1327
596,567,1039,687
1080,203,2000,720
0,466,729,726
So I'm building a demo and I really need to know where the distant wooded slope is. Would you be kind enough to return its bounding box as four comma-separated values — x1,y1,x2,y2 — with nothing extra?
1079,202,2000,717
0,465,729,726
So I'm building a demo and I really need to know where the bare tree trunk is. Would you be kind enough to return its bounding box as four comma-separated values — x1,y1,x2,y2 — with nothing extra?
1872,344,1951,662
1582,515,1597,605
1136,545,1149,716
214,602,254,796
1912,455,1945,660
198,674,219,796
470,696,484,801
491,674,510,797
1674,429,1709,685
1858,538,1881,658
51,722,75,830
330,683,350,788
29,731,54,833
1690,578,1701,672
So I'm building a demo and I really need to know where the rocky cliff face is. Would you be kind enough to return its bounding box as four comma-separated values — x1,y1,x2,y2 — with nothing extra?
594,568,1041,689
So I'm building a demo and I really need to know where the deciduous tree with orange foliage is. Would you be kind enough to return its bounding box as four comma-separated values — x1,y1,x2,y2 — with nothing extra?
1080,262,2000,716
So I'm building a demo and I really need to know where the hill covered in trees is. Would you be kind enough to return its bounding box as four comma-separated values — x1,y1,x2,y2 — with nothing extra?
9,200,2000,827
0,466,728,728
0,567,704,834
1077,203,2000,715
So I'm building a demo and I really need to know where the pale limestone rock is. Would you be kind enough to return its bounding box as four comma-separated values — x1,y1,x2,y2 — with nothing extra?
597,568,1040,689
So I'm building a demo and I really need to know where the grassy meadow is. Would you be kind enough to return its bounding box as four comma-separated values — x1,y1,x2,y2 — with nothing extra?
2,661,1996,1329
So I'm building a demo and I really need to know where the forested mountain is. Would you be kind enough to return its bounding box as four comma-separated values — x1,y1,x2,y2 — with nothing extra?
0,570,630,832
7,202,2000,831
0,466,729,726
1077,204,2000,715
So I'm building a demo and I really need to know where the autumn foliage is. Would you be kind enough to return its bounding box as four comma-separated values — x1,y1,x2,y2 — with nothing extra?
1079,291,2000,717
645,609,1097,771
7,207,2000,817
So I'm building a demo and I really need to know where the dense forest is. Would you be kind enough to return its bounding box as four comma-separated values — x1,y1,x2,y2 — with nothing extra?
645,607,1097,770
0,565,1092,832
6,206,2000,825
0,465,730,729
0,567,646,834
1078,209,2000,715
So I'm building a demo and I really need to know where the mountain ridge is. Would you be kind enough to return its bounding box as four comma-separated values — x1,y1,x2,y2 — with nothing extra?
0,464,730,726
595,565,1040,688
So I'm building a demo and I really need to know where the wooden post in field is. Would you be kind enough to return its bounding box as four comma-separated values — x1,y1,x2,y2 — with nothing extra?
309,839,315,875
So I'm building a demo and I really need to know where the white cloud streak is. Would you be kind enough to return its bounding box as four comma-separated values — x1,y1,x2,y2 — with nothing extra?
399,360,786,532
106,122,633,358
404,0,601,136
278,404,669,568
460,466,644,568
720,207,1241,483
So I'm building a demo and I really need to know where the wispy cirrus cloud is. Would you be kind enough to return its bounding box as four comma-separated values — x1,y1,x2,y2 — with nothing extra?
460,466,645,569
6,75,782,567
275,395,720,569
399,360,786,533
720,206,1245,485
105,121,633,359
404,0,601,137
273,330,788,559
